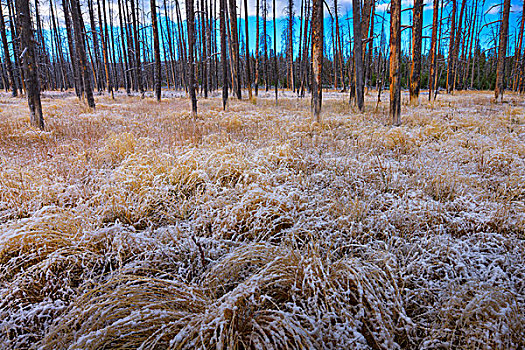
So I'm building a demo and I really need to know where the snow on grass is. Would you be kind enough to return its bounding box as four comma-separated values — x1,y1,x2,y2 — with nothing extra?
0,90,523,349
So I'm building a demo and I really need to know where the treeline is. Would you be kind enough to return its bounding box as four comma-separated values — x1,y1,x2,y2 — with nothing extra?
2,0,524,128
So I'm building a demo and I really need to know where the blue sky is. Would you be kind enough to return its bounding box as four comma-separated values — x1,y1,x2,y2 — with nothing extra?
232,0,524,57
21,0,525,61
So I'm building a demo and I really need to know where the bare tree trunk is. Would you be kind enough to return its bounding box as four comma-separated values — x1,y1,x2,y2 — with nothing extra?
520,48,525,93
286,0,294,91
255,0,260,96
365,1,375,90
512,0,525,91
0,1,16,96
244,0,252,99
50,0,68,91
353,0,364,112
361,0,372,89
200,0,208,98
62,0,81,96
228,0,241,99
117,0,131,93
34,0,52,90
300,0,310,97
130,0,144,95
263,0,269,92
334,0,345,91
70,0,96,108
311,0,322,120
495,0,511,101
150,0,161,100
15,0,44,129
272,0,278,102
160,17,171,89
451,0,466,92
108,0,119,91
124,0,137,91
175,0,188,92
220,0,228,109
6,0,24,94
429,0,439,101
471,5,481,89
446,0,456,93
463,0,476,89
163,0,176,90
205,0,212,91
205,0,212,96
434,0,444,99
389,0,401,125
88,0,102,92
297,0,304,93
409,0,423,105
186,0,198,114
98,0,114,97
331,20,336,89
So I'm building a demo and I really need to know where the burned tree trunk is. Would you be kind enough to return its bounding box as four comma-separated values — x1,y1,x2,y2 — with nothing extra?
117,0,131,93
98,0,114,97
361,0,372,88
70,0,96,108
151,0,161,100
15,0,44,129
446,0,456,93
130,0,143,95
263,0,269,92
353,0,364,112
450,0,466,92
50,0,68,91
87,0,102,92
512,0,525,91
244,0,252,99
255,0,260,96
186,0,197,114
6,0,24,93
389,0,401,125
311,0,322,120
334,0,345,91
429,0,439,101
220,0,228,109
300,0,310,97
273,0,278,102
62,0,81,96
200,0,208,98
0,1,16,96
228,0,241,99
365,1,375,90
495,0,511,101
286,0,294,91
409,0,423,105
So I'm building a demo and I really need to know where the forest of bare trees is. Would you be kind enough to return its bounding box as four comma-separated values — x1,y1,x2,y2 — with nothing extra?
2,0,525,128
1,2,525,348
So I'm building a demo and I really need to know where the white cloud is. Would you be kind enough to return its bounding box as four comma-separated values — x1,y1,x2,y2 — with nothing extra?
487,2,502,15
376,2,390,13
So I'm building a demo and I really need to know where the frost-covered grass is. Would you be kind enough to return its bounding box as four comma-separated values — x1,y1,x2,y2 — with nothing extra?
0,90,524,349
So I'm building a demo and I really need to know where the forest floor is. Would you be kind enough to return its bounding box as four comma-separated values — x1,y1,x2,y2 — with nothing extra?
0,90,524,349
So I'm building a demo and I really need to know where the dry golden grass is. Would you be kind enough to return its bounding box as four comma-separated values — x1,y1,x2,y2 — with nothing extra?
0,90,524,349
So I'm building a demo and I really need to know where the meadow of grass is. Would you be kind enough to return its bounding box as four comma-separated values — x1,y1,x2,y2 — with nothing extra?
0,90,524,349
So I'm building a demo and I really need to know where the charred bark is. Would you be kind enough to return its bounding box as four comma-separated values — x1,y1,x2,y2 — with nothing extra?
495,0,511,101
353,0,364,111
151,0,161,100
186,0,198,114
311,0,322,120
389,0,401,125
15,0,44,129
409,0,423,105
